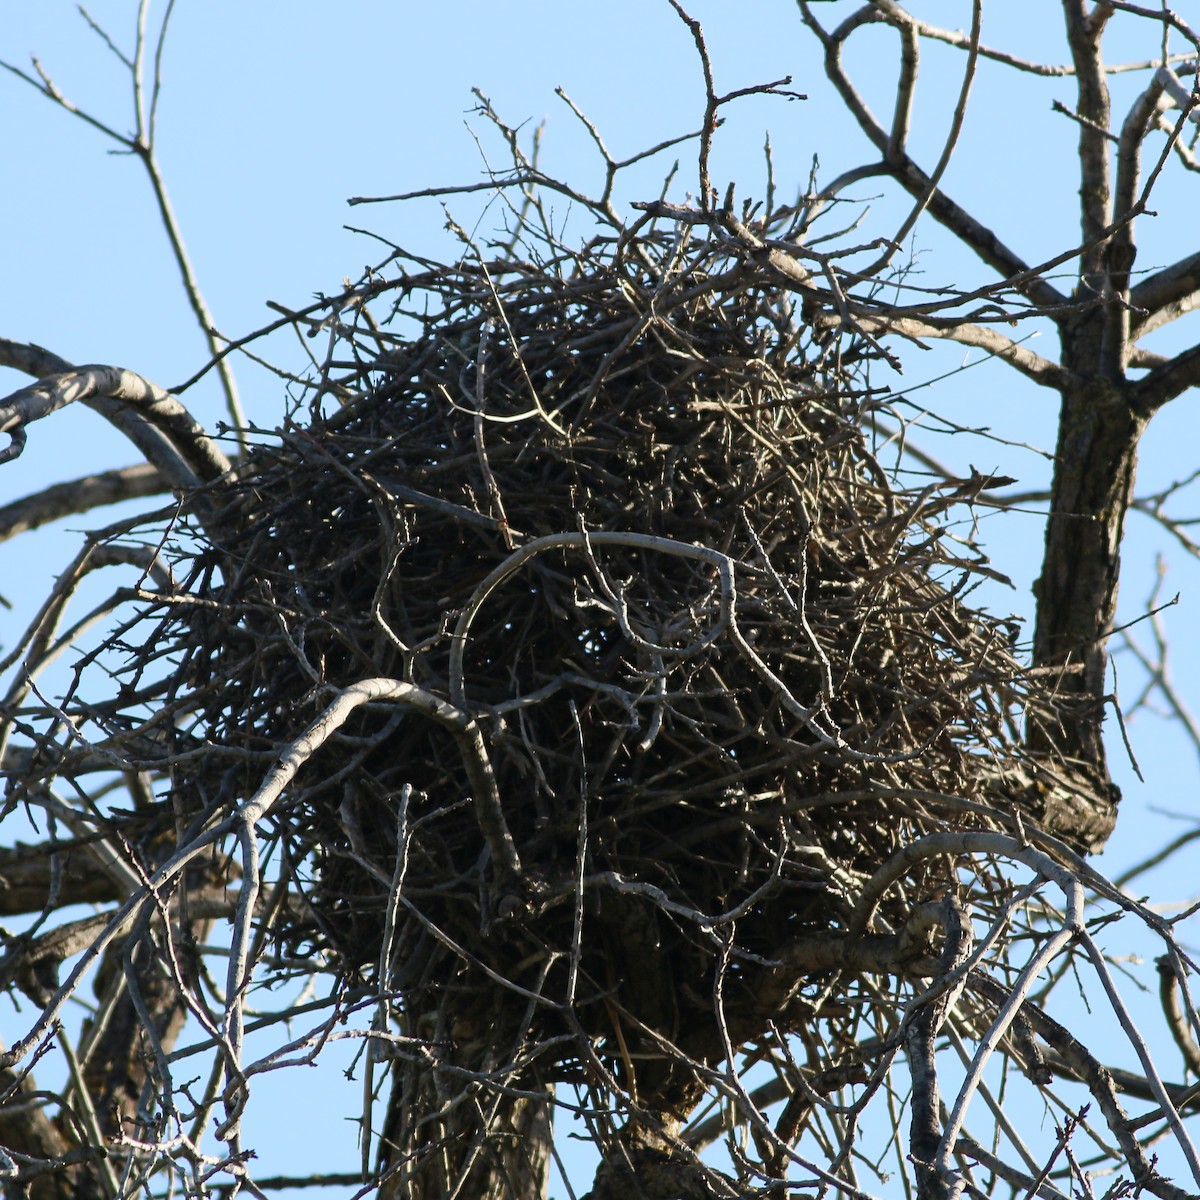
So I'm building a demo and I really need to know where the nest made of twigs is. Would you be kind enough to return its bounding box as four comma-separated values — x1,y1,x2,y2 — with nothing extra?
144,214,1076,1115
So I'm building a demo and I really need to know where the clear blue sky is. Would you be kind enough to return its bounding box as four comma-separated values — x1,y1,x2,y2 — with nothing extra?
3,2,1200,1191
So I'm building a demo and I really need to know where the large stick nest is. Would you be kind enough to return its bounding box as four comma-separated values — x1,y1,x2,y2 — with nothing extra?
135,215,1079,1116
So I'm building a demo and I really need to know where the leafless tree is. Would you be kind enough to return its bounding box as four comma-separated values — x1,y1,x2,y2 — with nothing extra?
3,4,1200,1200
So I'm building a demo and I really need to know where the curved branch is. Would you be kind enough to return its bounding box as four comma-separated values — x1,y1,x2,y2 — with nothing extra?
1158,957,1200,1077
1105,75,1166,374
0,340,177,486
859,0,982,279
797,2,1068,312
0,360,230,486
848,831,1081,938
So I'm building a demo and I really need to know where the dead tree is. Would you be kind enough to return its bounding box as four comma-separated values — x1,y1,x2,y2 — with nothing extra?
2,4,1200,1200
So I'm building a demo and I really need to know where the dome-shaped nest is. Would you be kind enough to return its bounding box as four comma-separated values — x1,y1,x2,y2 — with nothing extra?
162,220,1079,1117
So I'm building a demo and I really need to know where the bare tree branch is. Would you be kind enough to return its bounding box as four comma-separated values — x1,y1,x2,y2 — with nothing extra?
5,7,1200,1200
855,314,1075,389
1132,249,1200,336
797,2,1069,312
1132,339,1200,409
0,11,246,447
0,363,229,485
0,464,164,544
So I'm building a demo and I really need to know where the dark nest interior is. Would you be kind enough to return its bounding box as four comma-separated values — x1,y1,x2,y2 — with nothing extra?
109,215,1090,1163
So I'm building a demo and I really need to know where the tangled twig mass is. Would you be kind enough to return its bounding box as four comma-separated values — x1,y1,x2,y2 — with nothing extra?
1,198,1196,1200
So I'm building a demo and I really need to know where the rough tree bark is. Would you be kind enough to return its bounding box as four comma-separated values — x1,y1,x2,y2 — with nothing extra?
800,0,1200,852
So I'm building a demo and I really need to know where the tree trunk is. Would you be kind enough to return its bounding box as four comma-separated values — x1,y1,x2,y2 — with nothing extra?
0,1058,77,1200
378,1065,552,1200
1030,375,1144,849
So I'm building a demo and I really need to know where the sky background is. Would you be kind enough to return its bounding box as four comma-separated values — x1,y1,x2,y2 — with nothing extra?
3,1,1200,1193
